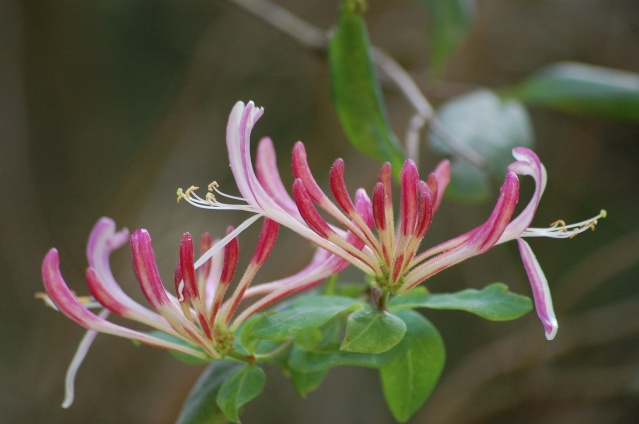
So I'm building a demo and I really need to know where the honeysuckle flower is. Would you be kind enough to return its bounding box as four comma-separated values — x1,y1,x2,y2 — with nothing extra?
180,101,605,341
41,215,334,406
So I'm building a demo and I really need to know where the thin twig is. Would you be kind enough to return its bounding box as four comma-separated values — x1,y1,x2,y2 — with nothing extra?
226,0,488,169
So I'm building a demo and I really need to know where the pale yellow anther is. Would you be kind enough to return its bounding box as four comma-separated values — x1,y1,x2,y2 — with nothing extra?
205,192,217,205
185,185,199,199
176,188,186,203
208,181,219,192
549,219,566,228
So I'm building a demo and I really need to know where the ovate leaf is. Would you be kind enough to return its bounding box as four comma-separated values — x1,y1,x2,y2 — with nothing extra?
216,364,266,423
176,361,242,424
329,4,405,172
341,308,406,353
513,62,639,123
389,282,532,321
380,310,445,422
249,295,362,341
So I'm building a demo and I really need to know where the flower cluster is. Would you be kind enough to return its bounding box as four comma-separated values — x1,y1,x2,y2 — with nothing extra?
41,215,325,406
42,100,604,407
180,101,605,340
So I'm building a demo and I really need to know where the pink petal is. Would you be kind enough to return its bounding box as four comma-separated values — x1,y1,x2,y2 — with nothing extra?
42,249,207,358
256,137,300,217
329,158,357,216
85,218,166,326
399,160,419,237
517,239,558,340
131,229,172,309
226,101,274,210
179,233,201,302
429,159,450,213
250,218,280,267
292,142,328,204
292,179,335,238
401,172,519,292
499,148,547,242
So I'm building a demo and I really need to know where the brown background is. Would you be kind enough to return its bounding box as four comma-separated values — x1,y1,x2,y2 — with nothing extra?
2,0,639,423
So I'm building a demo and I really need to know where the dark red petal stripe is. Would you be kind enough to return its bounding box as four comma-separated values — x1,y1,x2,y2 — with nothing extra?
293,179,335,239
329,159,357,216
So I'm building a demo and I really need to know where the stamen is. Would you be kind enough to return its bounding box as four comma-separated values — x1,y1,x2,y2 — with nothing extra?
523,210,607,239
176,188,185,203
35,292,102,310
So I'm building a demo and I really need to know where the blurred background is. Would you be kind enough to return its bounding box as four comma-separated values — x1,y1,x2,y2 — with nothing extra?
2,0,639,422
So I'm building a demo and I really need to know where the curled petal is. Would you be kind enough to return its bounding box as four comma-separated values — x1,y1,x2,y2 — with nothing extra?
499,148,547,242
226,101,274,210
42,249,207,358
517,239,558,340
85,218,164,325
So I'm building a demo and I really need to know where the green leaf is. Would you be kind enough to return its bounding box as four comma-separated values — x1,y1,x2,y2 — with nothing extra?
329,5,405,173
512,62,639,123
249,295,362,341
289,342,395,373
381,310,445,422
389,282,533,321
176,361,242,424
430,89,534,202
216,364,266,423
290,368,329,397
341,308,407,353
416,0,475,77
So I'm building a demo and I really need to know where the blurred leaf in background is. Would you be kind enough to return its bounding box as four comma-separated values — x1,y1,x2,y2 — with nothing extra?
413,0,476,78
430,89,534,202
512,62,639,123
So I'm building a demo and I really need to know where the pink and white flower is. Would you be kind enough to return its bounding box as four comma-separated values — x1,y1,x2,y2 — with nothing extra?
41,215,324,406
181,101,605,341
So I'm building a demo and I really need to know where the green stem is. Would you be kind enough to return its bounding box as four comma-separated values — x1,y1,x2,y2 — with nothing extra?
377,289,391,311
